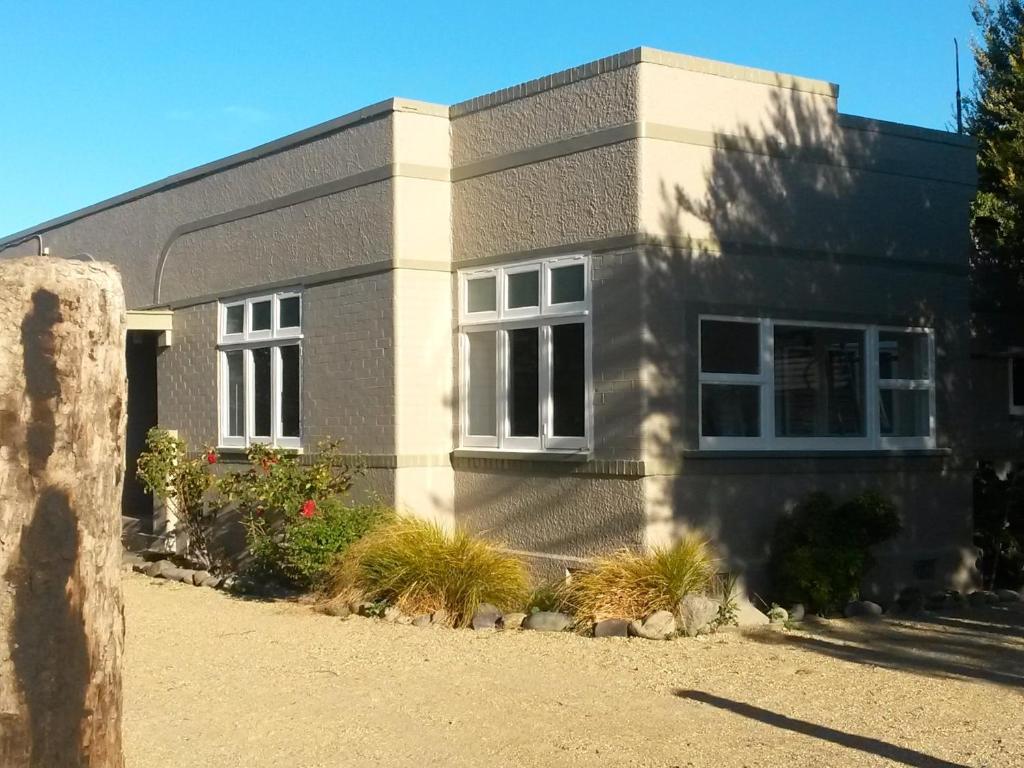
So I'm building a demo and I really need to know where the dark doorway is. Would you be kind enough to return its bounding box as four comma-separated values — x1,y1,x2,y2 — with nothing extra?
123,331,158,536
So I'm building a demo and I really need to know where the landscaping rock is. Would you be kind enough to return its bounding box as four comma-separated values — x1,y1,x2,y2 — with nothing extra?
200,574,222,589
411,614,432,627
925,590,950,610
431,609,450,626
156,565,193,583
767,605,789,624
787,604,806,622
321,601,351,618
383,606,404,623
896,587,925,614
521,611,572,632
968,590,1000,607
143,559,172,578
627,611,677,640
996,588,1022,603
844,600,883,618
220,574,240,592
593,618,630,638
678,595,720,637
471,603,502,630
191,570,212,586
500,612,526,630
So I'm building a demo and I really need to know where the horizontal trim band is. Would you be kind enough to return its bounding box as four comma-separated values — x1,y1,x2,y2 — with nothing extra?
160,258,451,310
455,232,970,277
201,449,967,475
452,120,973,186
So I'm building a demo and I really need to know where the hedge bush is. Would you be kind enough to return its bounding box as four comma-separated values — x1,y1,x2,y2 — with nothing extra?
768,490,901,614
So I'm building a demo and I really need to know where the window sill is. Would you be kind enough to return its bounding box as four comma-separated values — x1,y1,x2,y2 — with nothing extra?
216,445,304,456
451,448,591,462
683,448,952,460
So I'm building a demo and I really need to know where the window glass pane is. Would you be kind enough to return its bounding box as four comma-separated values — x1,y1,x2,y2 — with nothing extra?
467,277,497,314
251,300,272,332
879,331,928,380
508,271,539,309
252,347,272,437
1013,359,1024,408
880,389,930,437
466,332,498,436
774,325,865,437
508,327,539,436
701,320,760,375
279,296,301,329
701,384,760,437
225,351,244,437
551,264,585,304
552,323,585,436
225,305,244,335
280,345,301,438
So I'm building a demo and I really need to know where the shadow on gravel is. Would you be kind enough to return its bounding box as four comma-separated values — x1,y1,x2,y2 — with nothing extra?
676,690,967,768
744,605,1024,689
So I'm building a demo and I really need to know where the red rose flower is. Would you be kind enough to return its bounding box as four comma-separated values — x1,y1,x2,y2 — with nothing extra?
300,499,316,518
206,451,217,465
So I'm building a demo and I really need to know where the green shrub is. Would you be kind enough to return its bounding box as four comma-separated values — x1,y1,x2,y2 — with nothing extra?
136,427,219,568
217,441,364,586
768,490,902,614
525,581,568,614
560,535,717,621
974,462,1024,589
259,500,392,589
218,440,358,518
326,517,529,627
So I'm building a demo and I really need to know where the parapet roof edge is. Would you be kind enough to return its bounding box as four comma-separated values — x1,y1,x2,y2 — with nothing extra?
448,46,840,119
838,113,976,147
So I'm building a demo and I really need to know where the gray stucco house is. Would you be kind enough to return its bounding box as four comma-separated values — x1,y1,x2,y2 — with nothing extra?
0,48,986,597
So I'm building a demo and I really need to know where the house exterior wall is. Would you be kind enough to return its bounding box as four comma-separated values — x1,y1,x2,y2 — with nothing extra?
0,47,981,595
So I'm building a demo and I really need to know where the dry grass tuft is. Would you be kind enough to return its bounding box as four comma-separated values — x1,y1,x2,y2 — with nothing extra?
323,517,529,627
560,535,717,621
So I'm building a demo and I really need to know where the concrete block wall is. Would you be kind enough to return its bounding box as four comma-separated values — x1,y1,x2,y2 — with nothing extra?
303,274,397,453
158,302,217,445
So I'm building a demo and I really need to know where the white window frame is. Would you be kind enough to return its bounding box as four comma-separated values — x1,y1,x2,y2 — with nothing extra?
1010,357,1024,416
459,255,592,454
218,290,303,450
698,315,936,451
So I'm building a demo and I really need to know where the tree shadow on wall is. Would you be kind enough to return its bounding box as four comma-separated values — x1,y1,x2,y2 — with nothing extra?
642,84,975,592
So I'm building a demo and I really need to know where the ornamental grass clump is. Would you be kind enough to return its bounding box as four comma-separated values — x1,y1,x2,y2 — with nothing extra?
325,517,529,627
560,535,717,621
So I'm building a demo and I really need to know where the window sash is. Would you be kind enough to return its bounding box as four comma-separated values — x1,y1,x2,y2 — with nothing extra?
219,343,302,450
458,256,592,453
698,316,935,451
219,290,302,344
460,255,590,326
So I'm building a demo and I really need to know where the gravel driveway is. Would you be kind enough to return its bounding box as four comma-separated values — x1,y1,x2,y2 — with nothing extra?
123,574,1024,767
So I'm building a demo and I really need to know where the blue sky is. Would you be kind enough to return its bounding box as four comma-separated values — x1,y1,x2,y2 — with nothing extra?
0,1,977,237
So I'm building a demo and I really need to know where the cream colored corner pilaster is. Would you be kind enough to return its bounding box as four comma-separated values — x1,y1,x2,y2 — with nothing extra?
391,108,455,528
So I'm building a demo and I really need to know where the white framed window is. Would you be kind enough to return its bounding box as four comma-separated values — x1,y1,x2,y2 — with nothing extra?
218,290,302,450
1011,358,1024,416
459,255,591,453
699,315,935,451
